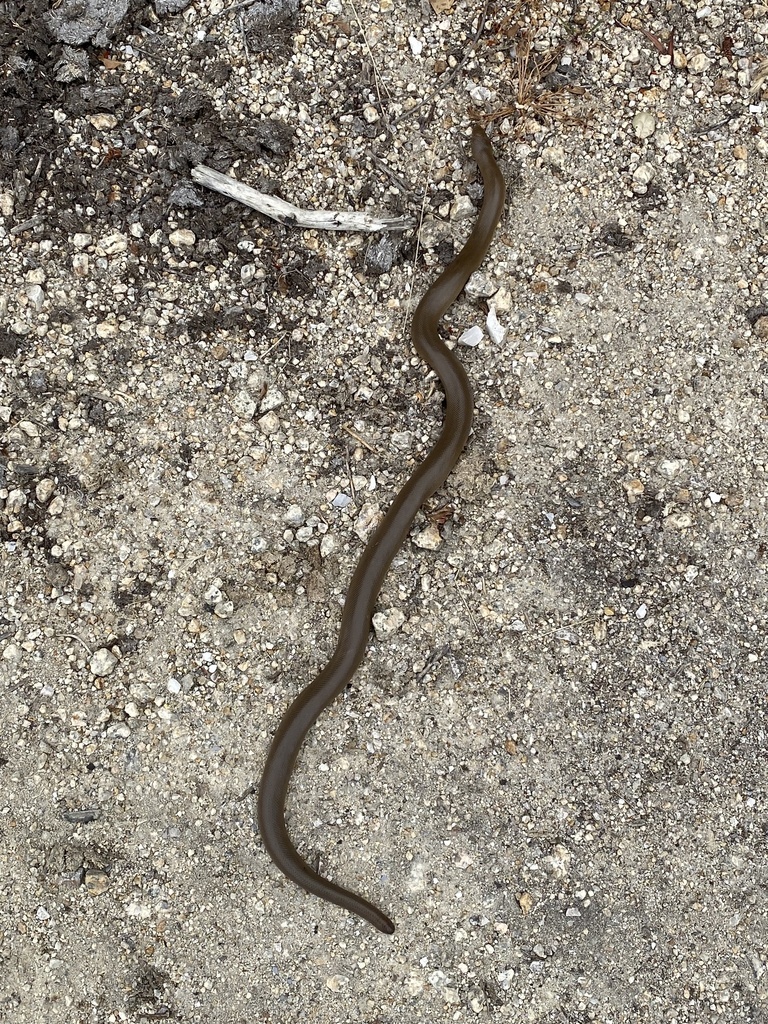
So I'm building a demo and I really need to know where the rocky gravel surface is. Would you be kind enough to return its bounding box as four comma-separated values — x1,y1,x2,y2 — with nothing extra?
1,0,767,1021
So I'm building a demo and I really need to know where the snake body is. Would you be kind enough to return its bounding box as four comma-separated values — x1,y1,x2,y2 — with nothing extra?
257,126,506,933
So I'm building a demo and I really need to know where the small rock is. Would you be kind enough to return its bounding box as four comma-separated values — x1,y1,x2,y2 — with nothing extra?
665,512,693,529
354,503,381,542
365,236,397,275
97,232,128,256
413,523,442,550
486,305,506,344
284,504,305,526
258,411,280,435
84,869,110,895
90,648,118,677
458,325,483,347
5,489,26,515
107,722,131,738
465,272,497,299
450,194,475,222
88,112,117,130
169,228,196,247
18,420,39,438
632,111,656,139
541,145,565,170
408,35,422,56
469,85,492,104
204,581,224,604
36,479,56,503
632,162,655,187
622,478,645,500
688,52,711,73
372,607,405,639
232,391,257,419
517,892,534,915
25,284,45,311
260,387,285,412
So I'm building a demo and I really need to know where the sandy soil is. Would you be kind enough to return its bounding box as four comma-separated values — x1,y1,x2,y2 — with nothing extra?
1,0,767,1020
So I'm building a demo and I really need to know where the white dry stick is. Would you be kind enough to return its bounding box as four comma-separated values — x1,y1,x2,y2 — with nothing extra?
191,165,415,232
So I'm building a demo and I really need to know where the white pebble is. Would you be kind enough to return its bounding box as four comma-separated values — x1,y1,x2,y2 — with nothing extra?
688,52,710,73
486,305,506,344
284,504,305,526
36,479,56,503
408,35,422,56
372,607,405,639
258,411,280,435
90,648,118,677
260,387,285,412
25,284,45,311
413,523,442,550
632,162,655,187
541,146,565,170
97,232,128,255
632,111,656,139
169,228,196,247
320,534,336,559
458,325,483,347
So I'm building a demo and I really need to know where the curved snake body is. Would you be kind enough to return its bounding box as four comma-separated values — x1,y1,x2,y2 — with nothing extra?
257,126,506,933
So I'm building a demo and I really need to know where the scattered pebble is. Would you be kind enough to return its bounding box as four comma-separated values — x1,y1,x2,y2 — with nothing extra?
89,648,118,676
486,305,506,344
632,111,656,139
458,325,483,347
84,870,110,896
412,523,442,550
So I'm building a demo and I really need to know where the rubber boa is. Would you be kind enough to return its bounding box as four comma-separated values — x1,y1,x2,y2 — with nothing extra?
257,125,506,934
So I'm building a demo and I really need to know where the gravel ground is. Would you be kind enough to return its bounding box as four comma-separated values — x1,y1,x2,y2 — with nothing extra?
2,0,768,1021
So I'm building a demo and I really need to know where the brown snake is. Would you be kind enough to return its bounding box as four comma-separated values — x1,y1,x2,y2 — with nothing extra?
257,126,506,932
